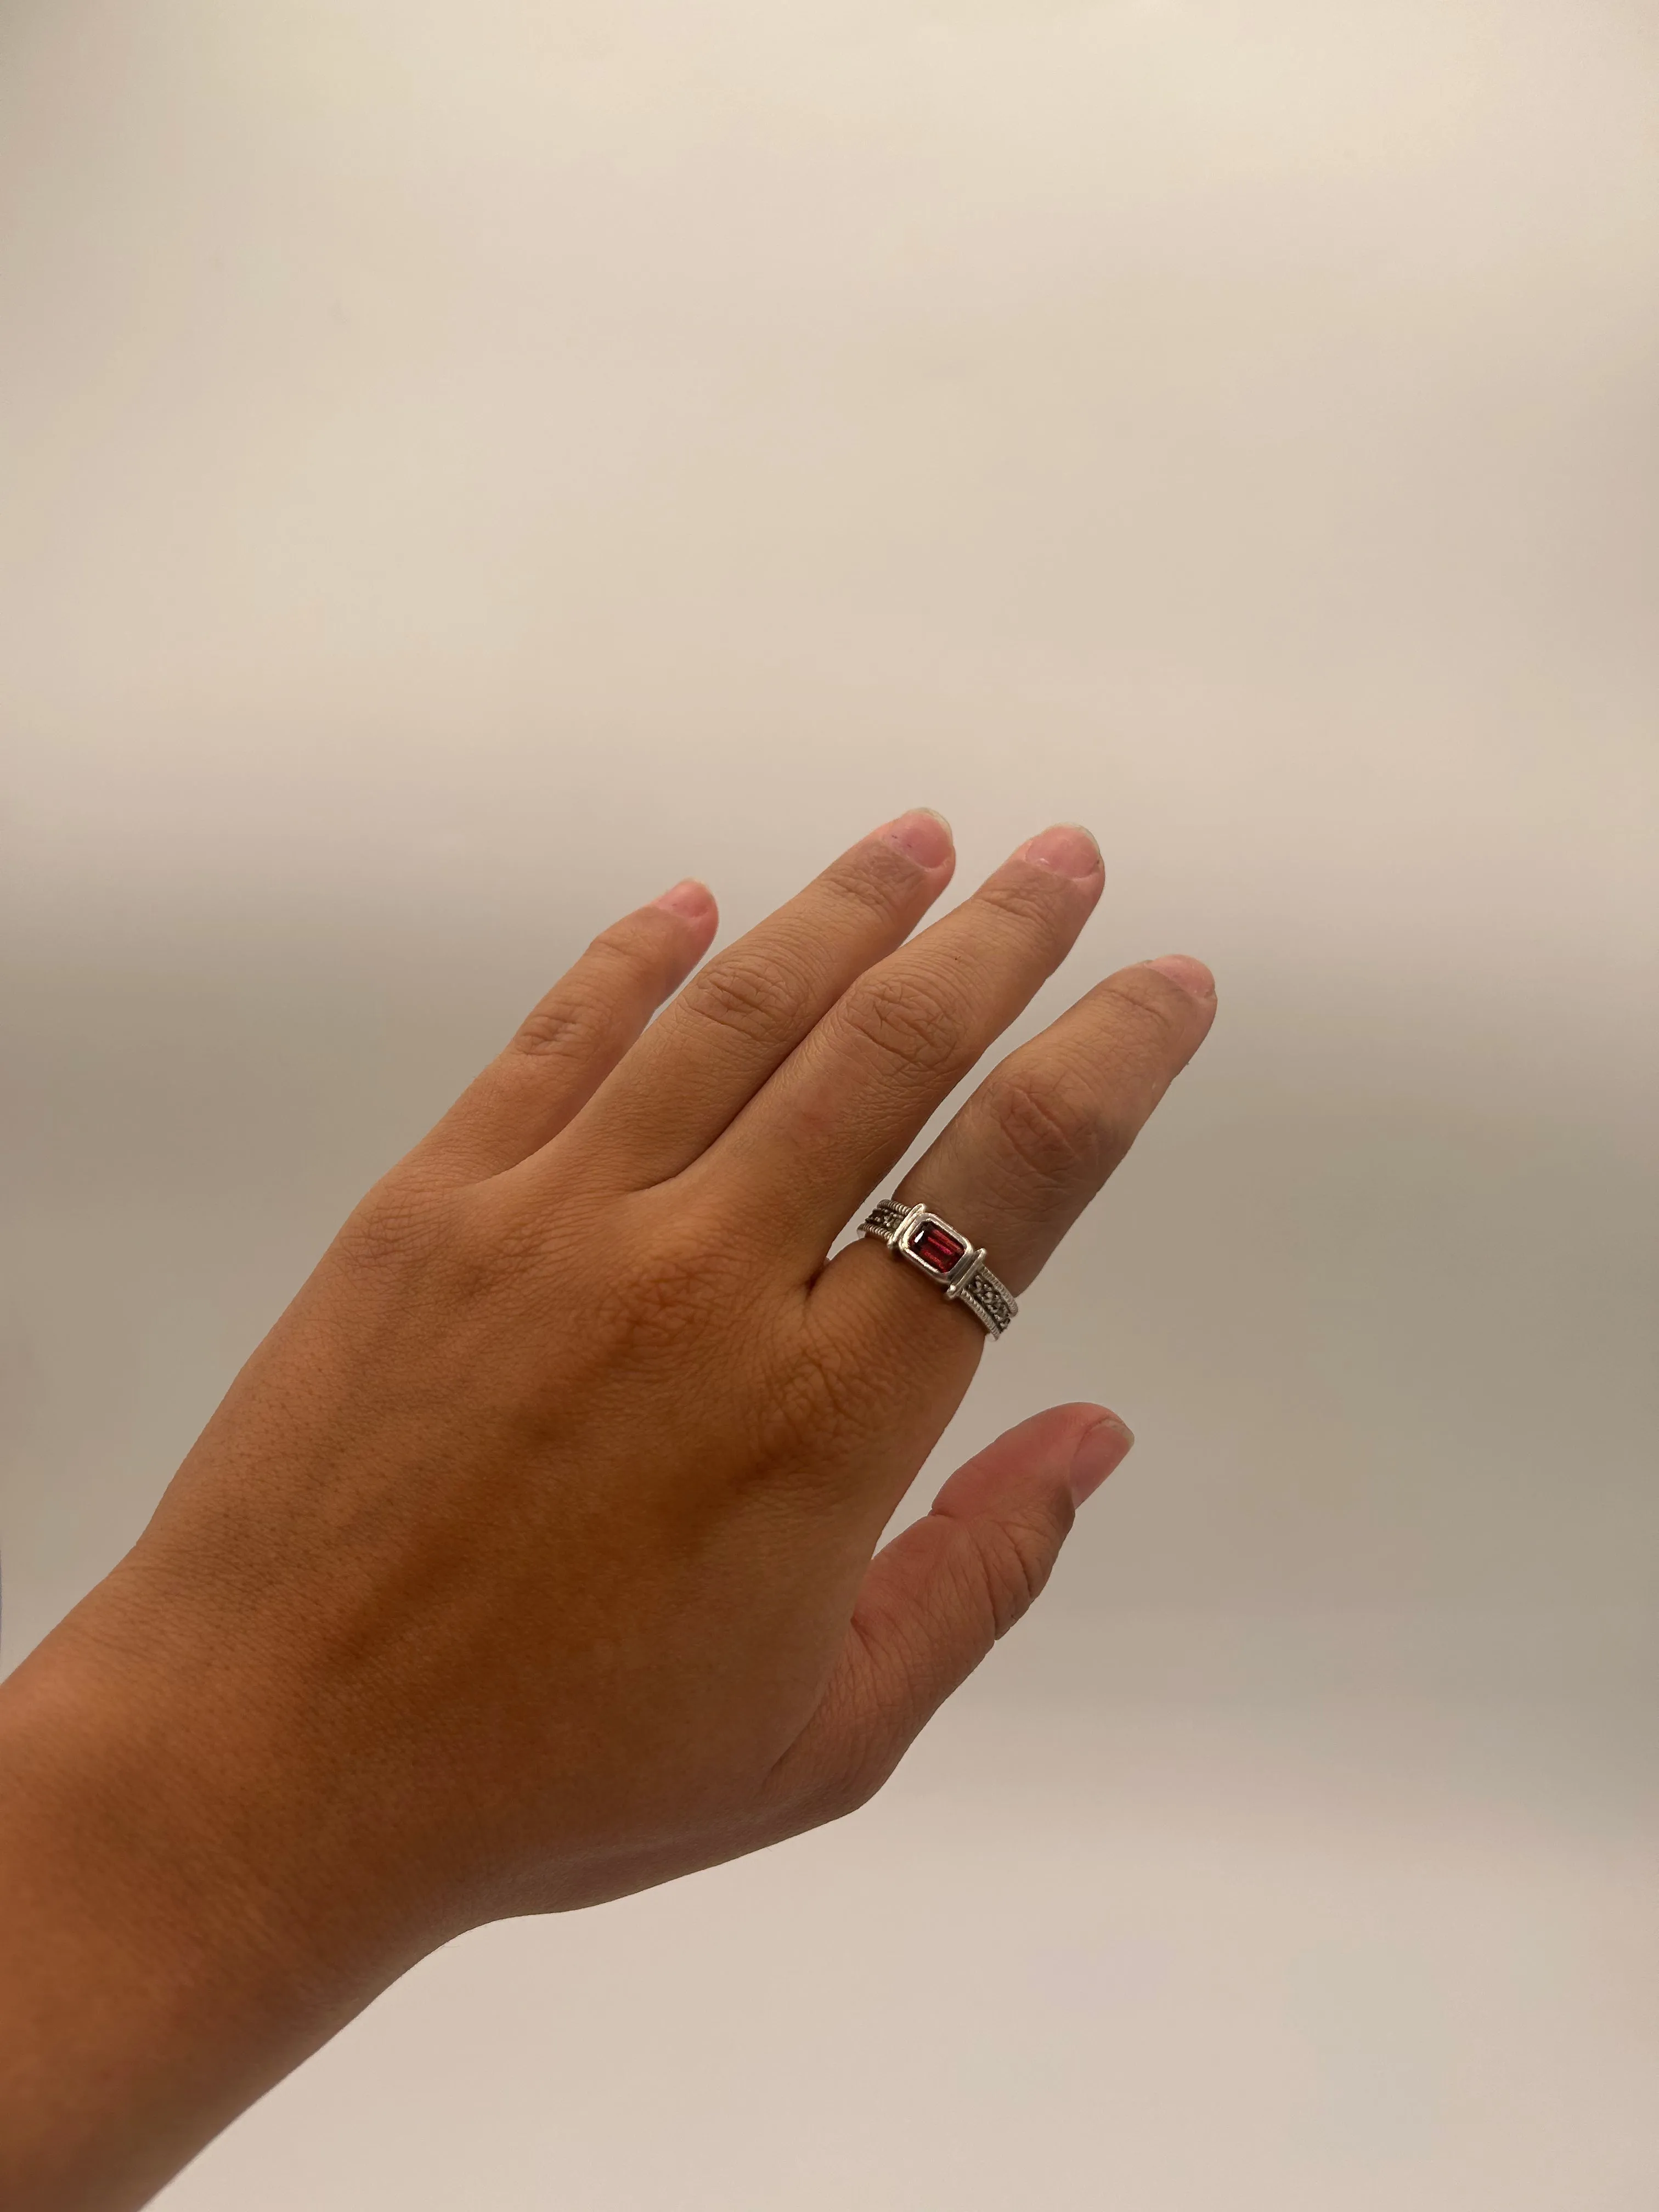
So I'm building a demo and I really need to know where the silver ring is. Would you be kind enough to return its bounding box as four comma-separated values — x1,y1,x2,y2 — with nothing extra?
856,1198,1019,1340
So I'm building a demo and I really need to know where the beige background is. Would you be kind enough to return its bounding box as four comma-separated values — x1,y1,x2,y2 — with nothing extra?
2,1,1656,2204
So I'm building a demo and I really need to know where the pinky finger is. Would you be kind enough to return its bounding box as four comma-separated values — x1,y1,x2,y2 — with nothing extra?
406,879,718,1185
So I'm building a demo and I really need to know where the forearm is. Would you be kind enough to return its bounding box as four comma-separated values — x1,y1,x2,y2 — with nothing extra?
0,1601,387,2212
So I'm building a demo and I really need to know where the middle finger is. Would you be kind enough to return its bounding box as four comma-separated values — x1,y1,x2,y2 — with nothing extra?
705,822,1105,1257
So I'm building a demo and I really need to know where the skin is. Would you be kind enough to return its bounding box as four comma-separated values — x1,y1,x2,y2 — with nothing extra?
0,810,1216,2212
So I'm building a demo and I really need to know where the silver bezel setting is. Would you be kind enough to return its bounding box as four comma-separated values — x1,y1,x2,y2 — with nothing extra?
856,1197,1019,1340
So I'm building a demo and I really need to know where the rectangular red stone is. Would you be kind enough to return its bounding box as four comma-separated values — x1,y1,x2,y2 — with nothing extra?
909,1218,966,1273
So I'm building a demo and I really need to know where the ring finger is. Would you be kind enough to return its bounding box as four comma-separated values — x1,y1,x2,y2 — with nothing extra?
704,822,1109,1251
808,951,1216,1375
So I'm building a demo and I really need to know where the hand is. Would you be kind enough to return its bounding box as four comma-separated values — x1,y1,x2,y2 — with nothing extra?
0,811,1215,2211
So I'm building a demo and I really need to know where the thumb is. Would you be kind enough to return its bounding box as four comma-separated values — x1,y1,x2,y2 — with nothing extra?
768,1403,1133,1827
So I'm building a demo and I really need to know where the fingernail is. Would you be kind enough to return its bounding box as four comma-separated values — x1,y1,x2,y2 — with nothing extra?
1141,954,1215,1001
1068,1414,1135,1506
653,878,715,919
879,808,954,869
1017,822,1101,878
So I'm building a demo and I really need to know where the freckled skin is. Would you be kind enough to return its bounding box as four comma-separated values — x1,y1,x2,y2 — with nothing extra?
0,814,1215,2212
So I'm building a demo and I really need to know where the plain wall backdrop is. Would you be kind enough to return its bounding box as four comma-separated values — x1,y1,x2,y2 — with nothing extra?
2,2,1656,2205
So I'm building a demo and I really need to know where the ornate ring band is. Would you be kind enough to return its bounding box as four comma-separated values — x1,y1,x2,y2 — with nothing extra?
856,1198,1019,1340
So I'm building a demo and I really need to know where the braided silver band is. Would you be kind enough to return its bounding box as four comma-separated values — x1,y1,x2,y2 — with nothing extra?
856,1198,1019,1340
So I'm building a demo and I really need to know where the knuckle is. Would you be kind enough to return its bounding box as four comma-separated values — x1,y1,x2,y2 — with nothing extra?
472,1193,555,1283
985,1065,1105,1191
681,950,808,1049
1096,968,1186,1050
820,837,921,922
332,1178,447,1274
511,984,611,1059
513,917,662,1058
599,1266,708,1353
976,871,1066,935
964,1508,1063,1640
837,969,962,1078
603,1211,759,1357
586,916,645,964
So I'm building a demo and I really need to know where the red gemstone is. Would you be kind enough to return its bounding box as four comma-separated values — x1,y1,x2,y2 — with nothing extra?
909,1218,966,1273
